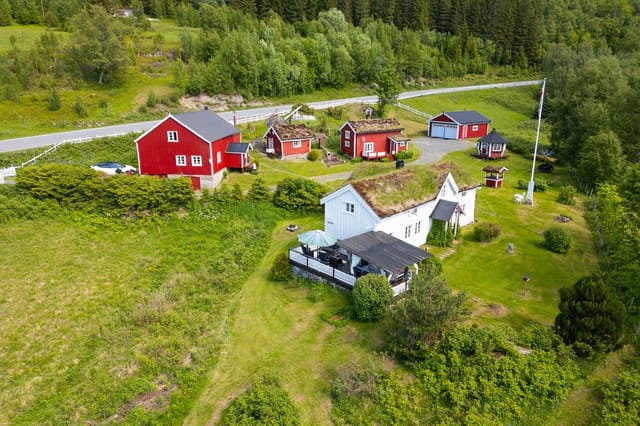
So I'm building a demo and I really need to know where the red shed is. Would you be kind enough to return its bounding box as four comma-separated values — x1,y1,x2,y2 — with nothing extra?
340,118,408,160
429,111,491,140
477,128,507,159
263,124,313,158
225,143,253,170
135,109,240,189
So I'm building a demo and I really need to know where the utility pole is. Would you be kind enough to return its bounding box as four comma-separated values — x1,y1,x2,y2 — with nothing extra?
526,78,546,205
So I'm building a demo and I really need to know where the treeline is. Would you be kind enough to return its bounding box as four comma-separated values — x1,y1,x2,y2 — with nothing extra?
2,0,640,101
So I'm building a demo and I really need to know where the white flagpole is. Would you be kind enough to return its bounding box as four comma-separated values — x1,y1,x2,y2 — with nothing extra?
526,78,546,205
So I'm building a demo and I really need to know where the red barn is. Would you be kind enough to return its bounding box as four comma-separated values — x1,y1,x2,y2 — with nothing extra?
477,128,507,159
135,108,241,190
428,111,491,140
263,124,313,158
340,118,408,160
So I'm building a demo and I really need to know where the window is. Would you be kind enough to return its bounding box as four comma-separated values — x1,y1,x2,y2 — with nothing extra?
415,221,421,234
176,155,186,166
345,202,355,213
405,225,412,238
441,186,446,197
167,131,178,142
345,139,350,148
363,142,374,153
471,125,479,131
345,130,351,139
216,152,222,163
292,140,302,148
492,144,502,152
399,141,406,147
191,155,202,166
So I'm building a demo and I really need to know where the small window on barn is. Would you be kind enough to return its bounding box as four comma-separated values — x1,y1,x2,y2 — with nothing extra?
191,155,202,166
167,131,178,142
216,152,222,163
292,140,302,148
363,142,374,153
345,202,355,214
176,155,186,166
472,125,479,131
345,130,351,139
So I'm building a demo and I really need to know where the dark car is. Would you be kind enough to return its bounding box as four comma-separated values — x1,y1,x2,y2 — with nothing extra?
538,163,554,173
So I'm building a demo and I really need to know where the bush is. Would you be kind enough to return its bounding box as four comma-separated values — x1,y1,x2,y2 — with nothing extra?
271,252,293,281
352,274,393,321
544,227,571,253
48,88,60,111
558,184,577,205
517,178,548,192
473,222,501,242
393,150,414,160
418,256,443,276
146,91,158,108
73,97,88,117
307,149,322,161
220,376,302,426
427,219,453,247
273,177,326,212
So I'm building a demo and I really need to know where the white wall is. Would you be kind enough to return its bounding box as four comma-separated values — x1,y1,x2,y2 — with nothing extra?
323,187,379,240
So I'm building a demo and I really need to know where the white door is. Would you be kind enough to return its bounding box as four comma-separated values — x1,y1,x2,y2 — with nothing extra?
431,124,445,138
444,125,458,139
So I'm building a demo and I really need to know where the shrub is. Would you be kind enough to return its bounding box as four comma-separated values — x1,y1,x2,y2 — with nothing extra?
220,376,301,426
555,274,630,355
473,222,501,242
558,184,577,205
48,88,61,111
246,178,271,202
352,274,393,321
307,149,322,161
544,227,571,253
427,219,453,247
393,151,414,160
73,97,88,117
146,91,158,108
273,177,326,212
271,252,293,281
418,256,443,276
517,178,548,192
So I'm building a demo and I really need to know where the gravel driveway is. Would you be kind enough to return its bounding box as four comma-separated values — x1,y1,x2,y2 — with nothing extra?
410,136,474,165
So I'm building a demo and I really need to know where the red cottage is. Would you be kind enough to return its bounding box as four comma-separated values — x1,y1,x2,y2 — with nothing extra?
428,111,491,140
226,143,253,170
477,128,507,159
263,124,313,158
340,118,408,160
135,108,241,190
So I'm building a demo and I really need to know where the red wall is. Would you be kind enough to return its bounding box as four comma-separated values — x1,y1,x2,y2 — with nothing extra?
340,124,356,157
458,123,489,139
137,117,240,176
355,133,394,157
225,153,246,169
281,138,311,156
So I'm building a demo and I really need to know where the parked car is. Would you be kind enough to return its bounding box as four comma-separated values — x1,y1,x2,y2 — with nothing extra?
91,162,137,175
538,163,554,173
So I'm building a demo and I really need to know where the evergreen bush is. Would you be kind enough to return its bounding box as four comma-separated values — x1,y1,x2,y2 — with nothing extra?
473,222,501,242
271,252,293,281
352,274,393,321
427,219,453,247
544,227,571,253
558,184,577,205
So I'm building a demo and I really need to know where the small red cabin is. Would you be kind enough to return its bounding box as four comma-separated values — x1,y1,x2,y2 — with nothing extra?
135,108,241,189
263,124,313,158
477,128,507,159
482,165,508,188
429,111,491,140
340,118,408,159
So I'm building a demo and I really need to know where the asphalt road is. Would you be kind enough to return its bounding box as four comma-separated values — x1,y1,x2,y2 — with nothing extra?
0,80,541,154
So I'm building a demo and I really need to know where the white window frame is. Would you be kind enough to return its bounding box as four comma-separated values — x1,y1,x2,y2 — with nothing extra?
191,155,202,167
492,144,503,152
216,151,222,163
404,225,411,238
292,140,302,148
415,221,421,234
345,130,351,139
176,155,187,166
345,202,355,214
167,131,178,142
345,139,350,148
471,125,479,131
363,142,374,153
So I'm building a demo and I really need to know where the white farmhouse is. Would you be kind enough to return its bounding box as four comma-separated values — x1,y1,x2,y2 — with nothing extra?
320,162,480,247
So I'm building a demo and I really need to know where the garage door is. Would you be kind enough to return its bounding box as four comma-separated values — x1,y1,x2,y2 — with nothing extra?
430,123,458,139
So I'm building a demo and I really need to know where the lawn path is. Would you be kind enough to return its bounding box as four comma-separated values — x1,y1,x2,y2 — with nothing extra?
185,216,337,425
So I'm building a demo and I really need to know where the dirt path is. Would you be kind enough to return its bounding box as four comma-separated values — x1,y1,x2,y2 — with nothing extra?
184,217,339,425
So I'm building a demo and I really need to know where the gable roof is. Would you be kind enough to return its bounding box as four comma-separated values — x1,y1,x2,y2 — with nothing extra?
270,124,314,140
173,109,240,142
337,231,430,276
347,162,479,218
478,128,507,145
347,118,403,134
226,142,251,154
434,111,491,125
431,199,459,221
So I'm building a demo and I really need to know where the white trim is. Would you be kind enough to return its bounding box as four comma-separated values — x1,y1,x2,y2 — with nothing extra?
191,155,202,166
176,155,187,166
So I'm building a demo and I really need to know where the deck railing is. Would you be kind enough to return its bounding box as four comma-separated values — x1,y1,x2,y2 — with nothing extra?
289,247,356,289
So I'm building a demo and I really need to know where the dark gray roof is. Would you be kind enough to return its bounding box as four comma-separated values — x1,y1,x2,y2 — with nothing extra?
443,111,491,125
431,200,459,221
478,128,507,145
226,143,250,154
337,231,430,276
173,109,240,142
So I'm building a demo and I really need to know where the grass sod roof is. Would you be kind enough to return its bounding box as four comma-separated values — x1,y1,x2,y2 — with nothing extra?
349,161,479,218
